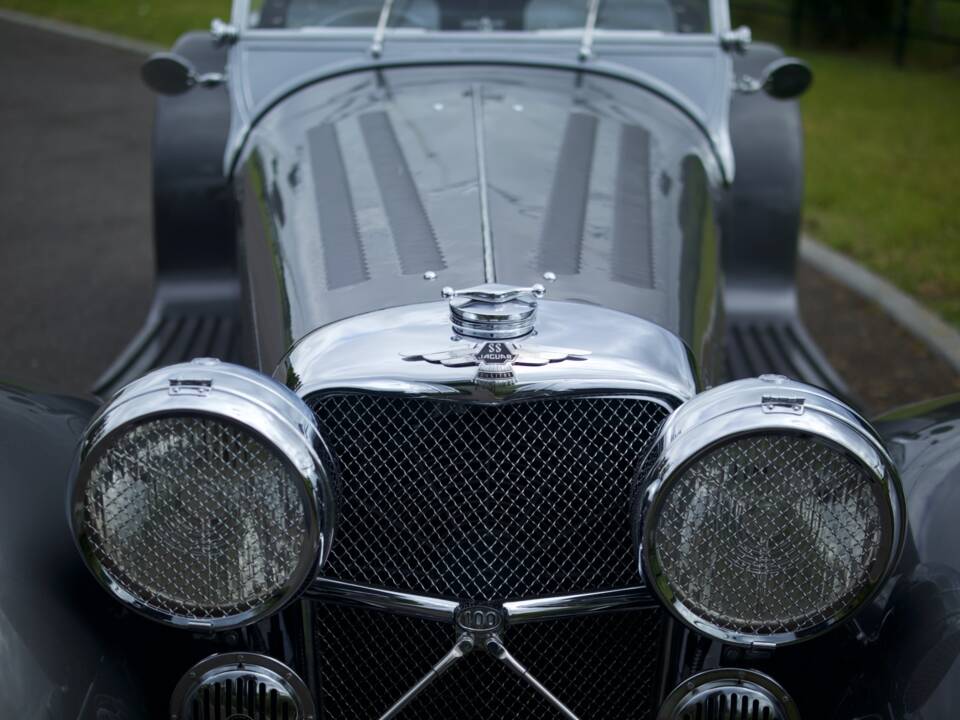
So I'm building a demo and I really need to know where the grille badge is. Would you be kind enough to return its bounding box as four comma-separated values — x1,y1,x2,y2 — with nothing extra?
456,605,504,635
402,340,589,387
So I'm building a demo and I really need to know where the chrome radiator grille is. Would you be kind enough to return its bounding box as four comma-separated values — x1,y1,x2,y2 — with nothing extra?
310,394,670,601
313,603,664,720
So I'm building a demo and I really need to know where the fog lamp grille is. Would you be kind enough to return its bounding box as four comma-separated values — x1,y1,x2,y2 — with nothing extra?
658,669,799,720
172,653,315,720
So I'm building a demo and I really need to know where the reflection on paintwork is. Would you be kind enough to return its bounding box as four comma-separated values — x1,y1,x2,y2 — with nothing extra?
240,65,721,373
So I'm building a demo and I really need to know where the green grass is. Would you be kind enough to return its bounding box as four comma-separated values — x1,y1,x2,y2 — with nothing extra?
800,50,960,325
0,1,227,45
3,1,959,324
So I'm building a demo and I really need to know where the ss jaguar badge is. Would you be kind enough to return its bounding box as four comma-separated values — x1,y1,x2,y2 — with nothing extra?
402,341,589,387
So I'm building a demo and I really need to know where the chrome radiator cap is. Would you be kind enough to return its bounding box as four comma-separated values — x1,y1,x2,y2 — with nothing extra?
170,653,315,720
443,283,544,339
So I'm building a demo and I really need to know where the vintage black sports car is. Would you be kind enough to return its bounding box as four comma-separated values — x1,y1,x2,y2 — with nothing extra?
4,1,959,719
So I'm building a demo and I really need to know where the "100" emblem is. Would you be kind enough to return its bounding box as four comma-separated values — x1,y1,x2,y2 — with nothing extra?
456,605,503,634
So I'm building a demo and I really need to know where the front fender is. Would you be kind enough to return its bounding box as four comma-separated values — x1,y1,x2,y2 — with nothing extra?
839,397,960,719
0,385,154,719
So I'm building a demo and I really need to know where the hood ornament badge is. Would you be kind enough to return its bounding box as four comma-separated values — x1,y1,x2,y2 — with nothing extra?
403,283,590,386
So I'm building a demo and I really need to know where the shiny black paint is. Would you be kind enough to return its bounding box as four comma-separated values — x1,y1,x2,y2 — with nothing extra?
238,63,722,375
854,399,960,719
0,386,115,718
153,32,235,278
0,385,286,720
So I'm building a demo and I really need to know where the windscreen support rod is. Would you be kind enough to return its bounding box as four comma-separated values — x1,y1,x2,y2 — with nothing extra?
579,0,603,61
370,0,396,58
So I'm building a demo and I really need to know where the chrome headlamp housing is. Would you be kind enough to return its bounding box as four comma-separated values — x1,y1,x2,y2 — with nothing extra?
69,359,336,630
638,376,905,647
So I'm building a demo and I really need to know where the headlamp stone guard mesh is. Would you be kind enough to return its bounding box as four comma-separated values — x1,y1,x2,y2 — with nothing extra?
81,415,311,623
639,377,905,647
650,432,890,637
70,360,334,630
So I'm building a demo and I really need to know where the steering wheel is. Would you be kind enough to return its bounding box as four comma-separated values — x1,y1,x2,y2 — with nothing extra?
316,7,431,29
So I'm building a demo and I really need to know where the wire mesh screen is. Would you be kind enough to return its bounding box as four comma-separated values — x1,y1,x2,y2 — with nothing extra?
310,394,670,601
83,416,308,620
653,433,890,636
313,603,664,720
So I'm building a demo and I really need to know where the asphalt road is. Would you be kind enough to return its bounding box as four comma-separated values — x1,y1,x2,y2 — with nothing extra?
0,18,153,397
0,16,957,414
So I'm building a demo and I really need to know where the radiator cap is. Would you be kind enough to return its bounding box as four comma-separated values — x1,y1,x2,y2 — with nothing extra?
442,283,544,340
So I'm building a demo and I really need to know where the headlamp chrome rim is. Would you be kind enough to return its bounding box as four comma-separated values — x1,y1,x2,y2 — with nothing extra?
637,377,906,647
69,360,336,631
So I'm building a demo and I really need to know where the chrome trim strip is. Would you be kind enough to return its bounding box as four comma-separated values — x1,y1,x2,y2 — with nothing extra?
277,300,698,404
503,586,658,625
308,579,660,626
307,578,460,623
471,83,496,283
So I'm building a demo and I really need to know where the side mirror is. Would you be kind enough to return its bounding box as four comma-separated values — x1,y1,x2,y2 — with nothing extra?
761,58,813,100
141,52,225,96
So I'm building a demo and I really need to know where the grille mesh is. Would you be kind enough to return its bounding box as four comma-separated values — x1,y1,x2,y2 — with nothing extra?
82,416,308,620
653,433,889,636
314,604,664,720
311,394,670,601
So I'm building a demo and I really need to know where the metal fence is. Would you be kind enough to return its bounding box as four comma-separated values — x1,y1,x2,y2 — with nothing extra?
731,0,960,65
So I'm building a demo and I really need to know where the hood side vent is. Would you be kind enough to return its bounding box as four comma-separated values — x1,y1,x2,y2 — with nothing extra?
309,122,369,289
613,124,656,288
359,111,446,274
537,112,598,275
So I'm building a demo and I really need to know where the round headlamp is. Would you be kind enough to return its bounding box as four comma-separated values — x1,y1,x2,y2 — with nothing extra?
638,376,904,646
70,359,335,630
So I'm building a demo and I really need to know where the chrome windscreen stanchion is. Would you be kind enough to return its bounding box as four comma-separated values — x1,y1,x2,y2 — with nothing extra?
377,635,475,720
578,0,603,61
369,0,396,58
485,637,581,720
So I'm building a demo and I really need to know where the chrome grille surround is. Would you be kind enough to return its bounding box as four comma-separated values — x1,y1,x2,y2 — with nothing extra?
304,392,672,719
274,302,700,718
70,360,336,630
310,393,671,601
639,376,906,647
